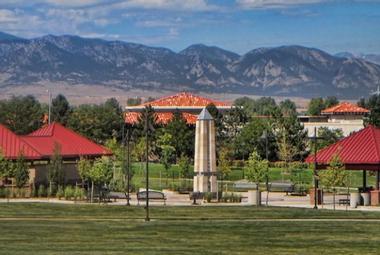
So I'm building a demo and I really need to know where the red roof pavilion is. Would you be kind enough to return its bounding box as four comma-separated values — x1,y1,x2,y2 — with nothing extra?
125,92,230,125
0,122,111,160
305,125,380,171
0,124,41,160
321,102,369,115
22,122,112,159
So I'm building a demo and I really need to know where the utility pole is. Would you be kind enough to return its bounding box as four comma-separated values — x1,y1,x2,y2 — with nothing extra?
126,128,131,206
47,89,52,124
145,110,150,222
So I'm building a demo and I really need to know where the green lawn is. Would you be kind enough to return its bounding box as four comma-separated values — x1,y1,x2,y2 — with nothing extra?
131,163,376,191
0,203,380,254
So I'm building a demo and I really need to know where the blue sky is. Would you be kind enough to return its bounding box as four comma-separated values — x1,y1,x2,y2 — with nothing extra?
0,0,379,55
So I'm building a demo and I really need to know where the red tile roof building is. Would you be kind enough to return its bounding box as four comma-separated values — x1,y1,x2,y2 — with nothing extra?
321,102,370,115
0,122,111,160
125,92,231,125
305,125,380,170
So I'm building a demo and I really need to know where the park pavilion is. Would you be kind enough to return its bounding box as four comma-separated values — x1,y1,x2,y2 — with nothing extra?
0,122,111,186
124,92,232,125
305,125,380,205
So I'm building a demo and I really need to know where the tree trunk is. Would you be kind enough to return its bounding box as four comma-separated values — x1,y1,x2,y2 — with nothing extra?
333,189,336,210
91,181,94,203
256,183,260,207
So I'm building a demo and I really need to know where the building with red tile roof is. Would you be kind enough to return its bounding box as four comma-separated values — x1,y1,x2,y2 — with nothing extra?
321,102,369,115
302,102,370,137
125,92,231,125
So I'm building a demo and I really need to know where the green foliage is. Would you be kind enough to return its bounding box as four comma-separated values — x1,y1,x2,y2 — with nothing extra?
48,143,64,187
307,97,339,115
0,151,13,179
88,156,113,184
157,133,175,174
279,99,297,116
38,185,47,198
245,150,269,186
78,157,92,183
235,117,277,161
319,154,348,189
178,153,192,179
307,97,325,115
56,186,64,199
163,111,194,158
359,95,380,127
67,98,123,144
0,95,43,135
324,96,339,108
218,146,232,179
14,153,29,189
74,186,85,200
64,186,75,200
126,97,142,106
51,94,71,125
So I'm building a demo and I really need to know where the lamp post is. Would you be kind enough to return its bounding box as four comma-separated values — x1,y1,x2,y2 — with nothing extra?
143,107,154,222
260,130,270,206
308,127,324,210
47,89,52,124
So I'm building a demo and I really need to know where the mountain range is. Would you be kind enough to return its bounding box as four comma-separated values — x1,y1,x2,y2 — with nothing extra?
0,31,379,98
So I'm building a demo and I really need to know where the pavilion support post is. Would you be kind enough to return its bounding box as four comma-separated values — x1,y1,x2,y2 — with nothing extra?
376,171,380,190
363,170,367,191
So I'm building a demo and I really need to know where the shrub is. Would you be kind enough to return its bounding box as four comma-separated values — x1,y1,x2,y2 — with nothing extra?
17,188,26,198
204,192,212,202
30,183,38,198
56,186,64,200
64,186,75,200
38,185,47,197
74,187,85,201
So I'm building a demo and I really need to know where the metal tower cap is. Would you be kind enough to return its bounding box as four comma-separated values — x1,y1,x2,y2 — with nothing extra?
197,108,214,120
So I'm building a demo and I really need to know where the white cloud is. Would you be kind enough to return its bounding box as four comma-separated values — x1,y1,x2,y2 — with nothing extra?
110,0,219,11
44,0,104,7
236,0,327,9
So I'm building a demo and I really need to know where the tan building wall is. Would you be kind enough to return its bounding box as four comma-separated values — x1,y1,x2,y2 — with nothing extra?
30,163,81,185
303,121,365,137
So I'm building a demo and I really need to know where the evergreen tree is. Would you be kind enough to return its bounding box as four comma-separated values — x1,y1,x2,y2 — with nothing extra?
48,143,64,194
14,153,29,189
307,97,325,115
51,94,71,125
0,95,43,134
164,111,194,159
359,95,380,127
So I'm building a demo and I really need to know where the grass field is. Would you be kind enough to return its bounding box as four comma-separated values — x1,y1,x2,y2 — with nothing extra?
131,163,376,191
0,203,380,254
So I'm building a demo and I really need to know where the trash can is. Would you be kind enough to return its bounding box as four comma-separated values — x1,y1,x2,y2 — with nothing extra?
247,190,261,205
361,192,371,206
350,192,361,208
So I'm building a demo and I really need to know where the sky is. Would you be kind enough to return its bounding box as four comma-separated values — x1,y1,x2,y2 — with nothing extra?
0,0,379,55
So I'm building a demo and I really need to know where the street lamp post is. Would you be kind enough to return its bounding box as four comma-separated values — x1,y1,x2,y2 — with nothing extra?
145,113,150,222
260,130,270,206
308,127,324,210
47,89,52,124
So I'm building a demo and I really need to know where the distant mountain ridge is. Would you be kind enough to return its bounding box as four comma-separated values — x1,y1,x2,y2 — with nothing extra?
0,31,379,98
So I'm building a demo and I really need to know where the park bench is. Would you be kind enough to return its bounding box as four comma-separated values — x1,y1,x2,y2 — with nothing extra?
338,198,350,205
137,190,166,205
107,192,129,202
234,181,295,194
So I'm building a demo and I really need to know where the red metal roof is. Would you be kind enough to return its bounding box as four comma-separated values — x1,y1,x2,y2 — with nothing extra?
125,92,229,125
23,122,112,159
321,102,369,115
305,125,380,169
0,124,41,160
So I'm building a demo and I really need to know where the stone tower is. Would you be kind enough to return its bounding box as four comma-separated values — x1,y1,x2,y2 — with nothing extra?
193,108,217,193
